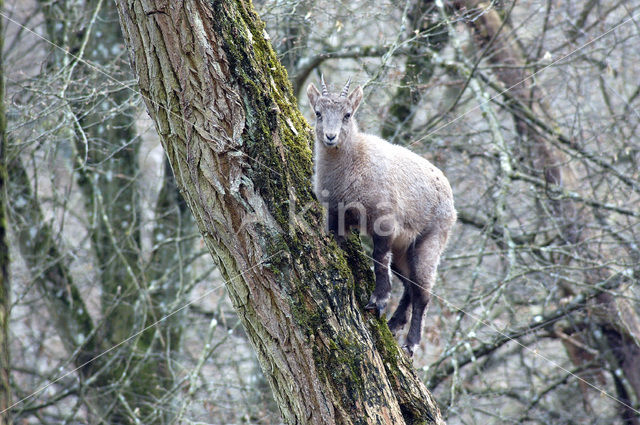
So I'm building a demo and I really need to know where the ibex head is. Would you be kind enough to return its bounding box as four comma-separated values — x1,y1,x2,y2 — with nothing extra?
307,76,363,148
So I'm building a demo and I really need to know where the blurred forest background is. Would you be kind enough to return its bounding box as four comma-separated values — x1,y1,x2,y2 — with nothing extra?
1,0,639,423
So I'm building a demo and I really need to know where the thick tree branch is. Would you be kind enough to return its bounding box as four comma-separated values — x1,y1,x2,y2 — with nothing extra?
115,0,443,423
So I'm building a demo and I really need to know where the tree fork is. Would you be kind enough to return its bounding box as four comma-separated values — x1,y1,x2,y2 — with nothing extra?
114,0,444,423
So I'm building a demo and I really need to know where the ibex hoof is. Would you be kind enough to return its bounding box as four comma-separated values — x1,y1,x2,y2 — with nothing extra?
402,344,416,357
365,299,386,318
387,320,405,337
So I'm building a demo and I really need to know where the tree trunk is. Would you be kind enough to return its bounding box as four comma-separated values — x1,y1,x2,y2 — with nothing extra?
0,0,12,419
114,0,444,423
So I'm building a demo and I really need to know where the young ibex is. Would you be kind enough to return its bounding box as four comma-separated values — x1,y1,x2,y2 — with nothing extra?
307,77,456,356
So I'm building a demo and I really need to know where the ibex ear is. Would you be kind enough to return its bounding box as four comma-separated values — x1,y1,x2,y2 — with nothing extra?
348,86,363,112
307,83,321,109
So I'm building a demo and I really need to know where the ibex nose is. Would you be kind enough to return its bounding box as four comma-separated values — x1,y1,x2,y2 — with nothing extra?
326,133,336,141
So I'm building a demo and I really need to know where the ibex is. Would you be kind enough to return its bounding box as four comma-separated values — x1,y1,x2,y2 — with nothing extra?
307,77,456,356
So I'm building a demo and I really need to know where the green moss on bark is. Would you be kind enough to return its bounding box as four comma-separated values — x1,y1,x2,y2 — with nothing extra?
209,0,315,240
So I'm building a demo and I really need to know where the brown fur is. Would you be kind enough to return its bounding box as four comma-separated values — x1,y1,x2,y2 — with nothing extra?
308,80,456,356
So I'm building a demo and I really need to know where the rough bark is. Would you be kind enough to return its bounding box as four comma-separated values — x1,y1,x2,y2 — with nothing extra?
458,1,640,421
114,0,444,423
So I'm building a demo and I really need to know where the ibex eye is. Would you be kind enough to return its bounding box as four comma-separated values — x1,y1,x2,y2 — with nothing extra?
315,111,322,119
344,113,351,120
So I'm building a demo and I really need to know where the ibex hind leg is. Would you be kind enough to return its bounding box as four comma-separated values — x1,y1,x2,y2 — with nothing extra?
403,230,448,357
387,256,412,336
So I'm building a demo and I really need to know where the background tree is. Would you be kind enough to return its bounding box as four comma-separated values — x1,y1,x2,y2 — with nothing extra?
4,0,204,423
0,0,12,421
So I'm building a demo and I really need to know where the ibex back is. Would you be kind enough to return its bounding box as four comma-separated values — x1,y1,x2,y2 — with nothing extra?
307,77,456,356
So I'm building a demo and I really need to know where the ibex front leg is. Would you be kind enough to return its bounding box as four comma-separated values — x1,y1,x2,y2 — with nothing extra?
365,235,392,317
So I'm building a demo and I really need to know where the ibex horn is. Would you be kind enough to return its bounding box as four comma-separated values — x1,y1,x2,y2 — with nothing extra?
321,74,329,96
340,77,352,97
